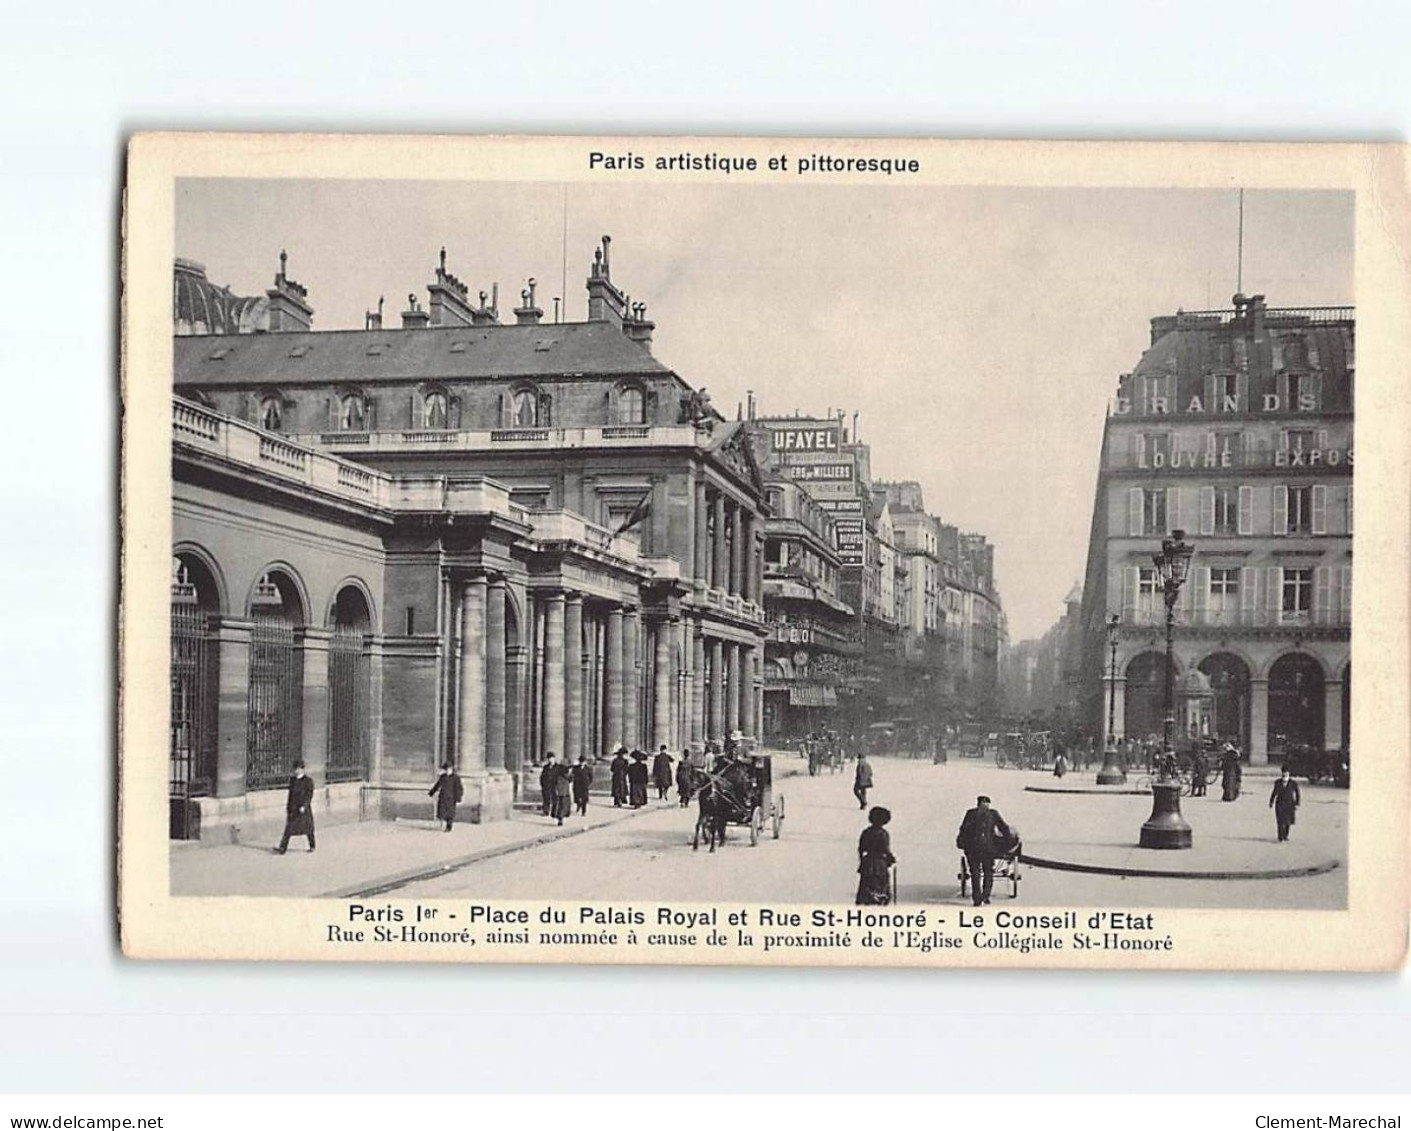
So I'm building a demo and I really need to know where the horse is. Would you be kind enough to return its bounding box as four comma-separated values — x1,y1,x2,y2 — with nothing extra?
693,760,756,853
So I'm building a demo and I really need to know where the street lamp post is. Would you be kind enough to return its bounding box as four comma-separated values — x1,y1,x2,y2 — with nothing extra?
1140,528,1195,849
1096,612,1126,784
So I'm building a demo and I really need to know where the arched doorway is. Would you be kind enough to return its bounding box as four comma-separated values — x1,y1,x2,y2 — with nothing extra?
1267,652,1325,758
247,569,305,789
327,585,371,783
1124,651,1174,744
1341,663,1350,750
1198,652,1251,754
171,553,220,836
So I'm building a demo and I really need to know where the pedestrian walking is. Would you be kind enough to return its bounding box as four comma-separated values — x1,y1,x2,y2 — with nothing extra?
1220,743,1243,801
609,747,629,807
1190,747,1209,797
956,794,1013,907
652,745,675,801
1052,748,1068,778
628,750,650,808
675,751,695,807
428,760,464,831
275,761,316,854
539,754,558,816
571,755,593,816
550,761,574,826
1269,767,1301,842
855,806,896,905
853,752,874,810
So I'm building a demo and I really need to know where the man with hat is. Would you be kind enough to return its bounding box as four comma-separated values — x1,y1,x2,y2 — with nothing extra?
956,794,1013,907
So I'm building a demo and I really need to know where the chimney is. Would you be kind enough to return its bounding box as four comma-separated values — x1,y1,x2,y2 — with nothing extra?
365,296,384,331
513,278,544,325
622,300,655,351
428,246,476,327
471,284,500,326
401,292,429,330
585,234,626,326
265,249,314,331
1248,292,1267,339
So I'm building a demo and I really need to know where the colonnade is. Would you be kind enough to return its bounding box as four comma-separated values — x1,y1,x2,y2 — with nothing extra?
695,481,763,602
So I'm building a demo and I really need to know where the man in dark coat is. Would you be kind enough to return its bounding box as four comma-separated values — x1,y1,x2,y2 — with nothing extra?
956,795,1013,906
1220,743,1243,801
571,756,593,816
428,760,464,831
276,761,316,854
1269,767,1302,841
539,754,558,816
652,745,675,801
609,747,630,807
550,761,574,826
628,750,650,808
676,751,695,808
853,754,874,810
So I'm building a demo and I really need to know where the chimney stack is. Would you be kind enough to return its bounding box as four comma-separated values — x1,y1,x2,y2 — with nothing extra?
586,234,626,326
471,284,500,326
514,278,544,325
622,300,655,352
265,249,314,331
401,292,429,330
428,246,476,326
365,295,384,331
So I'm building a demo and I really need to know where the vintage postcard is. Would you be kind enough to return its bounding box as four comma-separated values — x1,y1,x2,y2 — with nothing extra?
120,134,1410,967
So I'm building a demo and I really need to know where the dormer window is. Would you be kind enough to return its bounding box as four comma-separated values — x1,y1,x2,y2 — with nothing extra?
339,392,367,431
616,385,646,426
423,389,449,429
260,396,283,432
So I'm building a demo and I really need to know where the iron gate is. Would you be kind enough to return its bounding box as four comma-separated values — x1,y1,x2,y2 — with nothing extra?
170,598,217,837
246,607,302,790
327,622,368,783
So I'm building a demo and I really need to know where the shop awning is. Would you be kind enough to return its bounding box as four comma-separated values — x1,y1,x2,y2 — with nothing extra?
789,685,838,707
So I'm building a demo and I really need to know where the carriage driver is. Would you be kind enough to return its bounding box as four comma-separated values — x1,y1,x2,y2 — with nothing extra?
956,795,1013,907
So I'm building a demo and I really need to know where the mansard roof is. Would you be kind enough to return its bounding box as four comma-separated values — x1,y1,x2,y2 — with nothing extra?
174,321,673,387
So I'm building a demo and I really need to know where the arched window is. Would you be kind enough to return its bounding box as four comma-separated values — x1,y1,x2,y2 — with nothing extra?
327,585,371,784
617,384,646,425
423,389,449,430
340,392,367,431
260,396,283,432
171,553,220,826
512,388,539,427
247,569,305,789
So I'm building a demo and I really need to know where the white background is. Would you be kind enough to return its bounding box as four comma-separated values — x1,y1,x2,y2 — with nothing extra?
1,0,1408,1094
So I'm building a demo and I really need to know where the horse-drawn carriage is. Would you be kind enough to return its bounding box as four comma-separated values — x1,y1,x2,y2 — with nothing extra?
692,753,786,851
806,736,844,776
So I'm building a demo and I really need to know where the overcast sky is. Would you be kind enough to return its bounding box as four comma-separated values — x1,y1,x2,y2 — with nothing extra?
176,181,1353,640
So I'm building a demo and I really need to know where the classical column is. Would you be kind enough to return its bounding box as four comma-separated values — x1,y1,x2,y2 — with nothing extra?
484,577,506,772
543,592,565,760
730,503,744,596
725,641,741,736
564,594,584,763
652,620,673,751
506,646,526,774
740,643,756,739
213,617,252,798
623,607,641,748
694,480,709,587
605,606,624,753
1248,677,1269,765
712,492,728,591
740,513,754,603
708,637,725,741
296,626,332,783
676,618,690,751
457,576,487,773
1323,679,1344,754
692,625,706,748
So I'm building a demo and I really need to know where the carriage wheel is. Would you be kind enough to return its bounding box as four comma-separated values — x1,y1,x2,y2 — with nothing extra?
750,806,763,846
772,797,784,839
692,816,702,851
995,750,1007,769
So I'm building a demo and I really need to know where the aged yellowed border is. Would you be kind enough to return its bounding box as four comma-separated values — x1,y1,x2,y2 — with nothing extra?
121,134,1410,968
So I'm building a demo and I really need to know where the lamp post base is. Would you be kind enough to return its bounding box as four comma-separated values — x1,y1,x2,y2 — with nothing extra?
1096,738,1126,785
1139,780,1193,849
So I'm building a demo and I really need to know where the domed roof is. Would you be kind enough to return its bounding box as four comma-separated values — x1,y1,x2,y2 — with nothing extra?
174,259,268,335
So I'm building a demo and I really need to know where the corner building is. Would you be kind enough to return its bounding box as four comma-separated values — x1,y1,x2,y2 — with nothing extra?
1079,295,1353,765
169,240,768,840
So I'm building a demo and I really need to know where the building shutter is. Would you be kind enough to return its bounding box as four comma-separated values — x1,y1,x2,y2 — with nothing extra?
365,397,377,432
1346,483,1353,535
1311,484,1328,535
1165,486,1179,534
1307,372,1322,411
1313,566,1332,626
1276,372,1290,411
1166,373,1177,410
1132,433,1146,468
1253,485,1271,536
1265,566,1283,626
1339,566,1353,625
451,395,462,430
1199,487,1216,536
1237,485,1254,536
1240,566,1258,626
1235,371,1249,412
1128,487,1143,536
1121,566,1138,620
499,392,510,428
1277,429,1290,458
1203,374,1216,412
1191,565,1209,624
408,393,419,429
326,396,337,431
1271,486,1288,536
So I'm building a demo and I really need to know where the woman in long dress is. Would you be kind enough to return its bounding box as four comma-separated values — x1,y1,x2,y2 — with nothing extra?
550,763,574,826
628,751,650,808
1220,743,1243,801
856,806,896,905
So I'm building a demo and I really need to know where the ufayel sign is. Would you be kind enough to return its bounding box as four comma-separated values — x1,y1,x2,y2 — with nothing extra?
769,423,841,453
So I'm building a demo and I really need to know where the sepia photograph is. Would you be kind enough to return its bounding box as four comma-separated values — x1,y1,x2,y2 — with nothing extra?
119,136,1408,967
